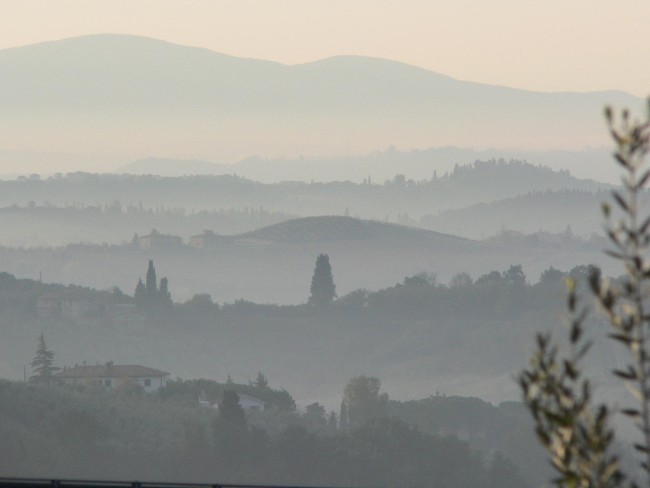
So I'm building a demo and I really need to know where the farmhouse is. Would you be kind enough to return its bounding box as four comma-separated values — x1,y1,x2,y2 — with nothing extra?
55,362,169,393
189,230,233,249
209,392,266,411
37,290,99,321
237,393,265,411
138,229,183,250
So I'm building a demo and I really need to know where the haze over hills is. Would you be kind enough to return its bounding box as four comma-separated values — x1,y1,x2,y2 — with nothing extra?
423,189,613,239
0,160,612,247
0,34,641,180
0,214,613,306
119,146,617,184
0,160,609,216
3,14,648,488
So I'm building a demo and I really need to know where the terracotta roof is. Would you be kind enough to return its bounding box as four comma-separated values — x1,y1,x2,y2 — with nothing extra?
55,364,169,379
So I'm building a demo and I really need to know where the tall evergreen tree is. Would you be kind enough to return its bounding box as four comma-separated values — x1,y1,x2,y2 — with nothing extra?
159,277,172,307
145,259,157,295
309,253,336,306
30,333,59,383
218,390,246,428
253,372,269,389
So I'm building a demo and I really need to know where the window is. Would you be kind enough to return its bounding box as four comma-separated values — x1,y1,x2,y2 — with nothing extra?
144,379,151,387
104,379,112,387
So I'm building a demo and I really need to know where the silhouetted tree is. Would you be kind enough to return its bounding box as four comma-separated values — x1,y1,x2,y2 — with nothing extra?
218,390,246,428
538,266,565,287
253,372,269,389
342,375,388,428
303,402,327,427
214,389,248,475
503,264,526,286
476,270,506,286
309,254,336,306
30,333,59,383
135,261,172,309
145,259,157,296
158,277,172,308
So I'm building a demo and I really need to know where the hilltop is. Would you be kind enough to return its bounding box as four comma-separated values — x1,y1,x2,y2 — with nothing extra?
238,216,468,246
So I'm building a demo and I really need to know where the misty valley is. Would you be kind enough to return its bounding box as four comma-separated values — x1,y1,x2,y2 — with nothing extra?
0,161,630,487
1,30,648,488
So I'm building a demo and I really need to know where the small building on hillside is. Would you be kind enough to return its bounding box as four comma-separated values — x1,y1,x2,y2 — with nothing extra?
238,393,265,411
209,392,266,411
189,230,232,249
138,229,183,250
37,290,99,320
55,362,169,393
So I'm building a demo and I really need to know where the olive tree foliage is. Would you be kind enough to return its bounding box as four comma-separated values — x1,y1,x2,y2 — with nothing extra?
520,101,650,487
519,283,623,488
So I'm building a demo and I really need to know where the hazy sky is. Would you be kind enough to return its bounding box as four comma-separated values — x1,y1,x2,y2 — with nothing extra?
2,0,649,97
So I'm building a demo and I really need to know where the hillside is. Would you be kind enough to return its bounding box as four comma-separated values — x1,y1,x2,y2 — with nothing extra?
238,216,467,245
0,379,527,486
0,263,620,417
0,34,640,175
423,189,612,239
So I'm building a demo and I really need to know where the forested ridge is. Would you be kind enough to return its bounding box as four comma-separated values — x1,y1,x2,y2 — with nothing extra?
0,262,608,399
0,159,606,224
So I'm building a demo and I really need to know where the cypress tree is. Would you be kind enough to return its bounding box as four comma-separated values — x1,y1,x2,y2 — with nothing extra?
309,253,336,306
218,390,246,428
159,277,172,307
145,259,157,295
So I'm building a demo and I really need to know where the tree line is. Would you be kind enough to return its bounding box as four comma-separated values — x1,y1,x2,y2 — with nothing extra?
0,375,528,487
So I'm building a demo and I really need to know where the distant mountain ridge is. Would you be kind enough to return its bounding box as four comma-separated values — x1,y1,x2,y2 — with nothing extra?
0,34,641,176
119,146,618,184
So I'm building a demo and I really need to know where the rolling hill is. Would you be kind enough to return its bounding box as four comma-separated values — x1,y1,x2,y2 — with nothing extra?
238,215,468,245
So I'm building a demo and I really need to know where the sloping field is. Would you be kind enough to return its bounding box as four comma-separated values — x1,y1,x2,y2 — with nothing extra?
238,215,469,246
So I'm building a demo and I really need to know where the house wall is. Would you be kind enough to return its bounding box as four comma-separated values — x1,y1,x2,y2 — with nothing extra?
238,395,265,411
61,375,167,393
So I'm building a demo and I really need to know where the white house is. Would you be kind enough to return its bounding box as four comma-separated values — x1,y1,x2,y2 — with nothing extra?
55,362,169,393
189,230,233,249
236,393,266,411
211,392,266,411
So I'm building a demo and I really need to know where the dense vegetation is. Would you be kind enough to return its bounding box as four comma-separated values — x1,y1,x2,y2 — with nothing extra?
0,261,614,487
0,378,531,487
